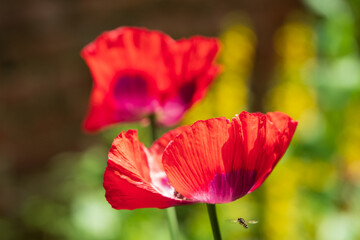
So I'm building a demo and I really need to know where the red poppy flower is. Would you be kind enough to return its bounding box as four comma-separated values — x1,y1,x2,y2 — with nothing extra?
104,111,297,209
81,27,220,132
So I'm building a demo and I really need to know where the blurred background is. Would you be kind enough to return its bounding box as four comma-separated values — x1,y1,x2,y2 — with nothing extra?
1,0,360,239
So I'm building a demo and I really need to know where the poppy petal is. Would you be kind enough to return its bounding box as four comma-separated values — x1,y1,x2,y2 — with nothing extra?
247,111,298,192
177,37,221,106
81,27,173,131
162,112,297,204
104,130,186,209
82,27,221,131
162,117,231,202
158,37,221,126
149,125,189,174
146,126,189,196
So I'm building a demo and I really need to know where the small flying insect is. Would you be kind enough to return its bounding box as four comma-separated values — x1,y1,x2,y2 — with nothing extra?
227,218,258,229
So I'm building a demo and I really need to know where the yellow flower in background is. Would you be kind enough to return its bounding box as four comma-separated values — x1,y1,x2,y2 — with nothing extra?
341,99,360,184
274,22,316,69
264,21,324,240
267,21,320,144
264,160,300,240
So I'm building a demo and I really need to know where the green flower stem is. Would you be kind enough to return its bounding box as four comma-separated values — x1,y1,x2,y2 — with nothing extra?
166,207,180,240
206,204,222,240
149,114,180,240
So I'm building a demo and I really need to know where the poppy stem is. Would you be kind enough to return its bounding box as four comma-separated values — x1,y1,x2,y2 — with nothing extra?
166,207,180,240
206,204,222,240
149,114,180,240
149,114,158,140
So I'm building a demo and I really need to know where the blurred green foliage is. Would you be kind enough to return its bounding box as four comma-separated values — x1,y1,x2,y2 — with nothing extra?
2,0,360,239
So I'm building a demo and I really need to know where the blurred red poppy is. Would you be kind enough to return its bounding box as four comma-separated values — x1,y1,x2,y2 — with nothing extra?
103,111,297,209
81,27,220,132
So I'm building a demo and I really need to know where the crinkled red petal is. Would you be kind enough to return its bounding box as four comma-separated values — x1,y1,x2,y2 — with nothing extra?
81,27,174,131
81,27,221,131
176,37,221,105
247,111,298,192
104,129,185,209
148,125,189,173
162,112,297,204
162,117,231,201
82,27,172,92
104,161,183,210
157,37,221,126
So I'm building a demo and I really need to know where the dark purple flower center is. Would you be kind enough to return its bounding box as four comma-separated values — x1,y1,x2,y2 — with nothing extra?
113,73,150,105
112,73,157,119
179,81,196,106
208,169,257,203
